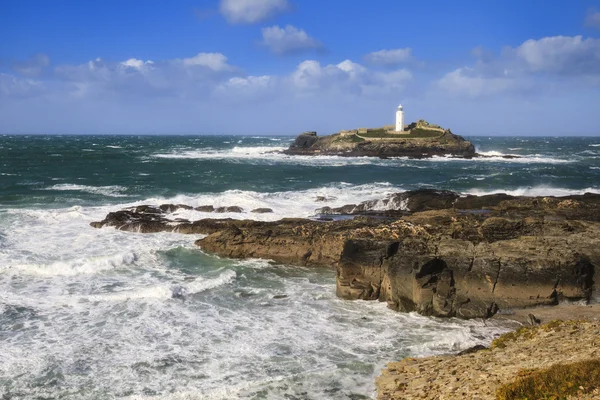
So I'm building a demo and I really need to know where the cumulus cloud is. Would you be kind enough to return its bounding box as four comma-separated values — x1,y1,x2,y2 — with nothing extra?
289,59,411,95
261,25,321,55
1,49,414,105
120,58,154,70
585,8,600,29
0,73,46,98
513,35,600,75
11,53,50,77
437,35,600,97
219,0,290,24
179,52,234,71
364,48,412,67
437,68,519,97
49,53,238,99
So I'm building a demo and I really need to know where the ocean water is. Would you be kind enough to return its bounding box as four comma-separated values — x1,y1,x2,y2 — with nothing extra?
0,134,599,399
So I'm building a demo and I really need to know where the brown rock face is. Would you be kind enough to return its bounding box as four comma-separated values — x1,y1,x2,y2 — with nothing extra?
90,190,600,319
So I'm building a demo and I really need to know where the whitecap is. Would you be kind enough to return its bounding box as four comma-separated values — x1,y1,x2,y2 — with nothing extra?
41,183,128,197
463,186,600,197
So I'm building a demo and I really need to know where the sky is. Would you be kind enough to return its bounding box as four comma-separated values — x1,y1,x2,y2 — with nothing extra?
1,0,600,135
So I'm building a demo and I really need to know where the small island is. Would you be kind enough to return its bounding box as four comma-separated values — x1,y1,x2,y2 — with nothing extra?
284,104,477,159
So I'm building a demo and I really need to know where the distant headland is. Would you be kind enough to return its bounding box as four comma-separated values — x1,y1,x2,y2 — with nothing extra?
284,105,493,159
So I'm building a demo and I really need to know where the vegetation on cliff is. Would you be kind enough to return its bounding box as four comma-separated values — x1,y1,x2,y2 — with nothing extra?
377,320,600,399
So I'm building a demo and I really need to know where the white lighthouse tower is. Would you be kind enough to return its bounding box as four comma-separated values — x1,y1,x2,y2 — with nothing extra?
395,104,405,132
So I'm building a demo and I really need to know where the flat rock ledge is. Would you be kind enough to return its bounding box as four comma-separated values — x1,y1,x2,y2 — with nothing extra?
376,320,600,399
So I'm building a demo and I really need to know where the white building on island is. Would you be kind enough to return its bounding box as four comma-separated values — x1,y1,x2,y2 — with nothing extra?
395,104,405,133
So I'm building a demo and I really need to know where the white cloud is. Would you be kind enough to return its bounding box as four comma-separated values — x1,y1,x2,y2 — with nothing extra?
180,52,234,71
364,48,412,66
261,25,321,55
513,35,600,75
585,9,600,29
290,59,411,95
120,58,154,70
219,0,290,24
437,35,600,97
437,68,518,97
0,73,45,98
11,53,50,77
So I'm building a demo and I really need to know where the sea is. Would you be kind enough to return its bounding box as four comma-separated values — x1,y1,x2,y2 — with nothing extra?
1,135,599,399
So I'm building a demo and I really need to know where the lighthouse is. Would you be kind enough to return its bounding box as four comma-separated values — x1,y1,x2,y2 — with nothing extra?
395,104,404,132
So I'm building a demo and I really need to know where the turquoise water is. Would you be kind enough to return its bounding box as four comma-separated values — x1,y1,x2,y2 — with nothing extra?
0,135,598,399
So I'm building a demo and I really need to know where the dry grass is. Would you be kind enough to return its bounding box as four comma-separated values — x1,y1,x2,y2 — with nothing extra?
491,320,565,349
496,359,600,400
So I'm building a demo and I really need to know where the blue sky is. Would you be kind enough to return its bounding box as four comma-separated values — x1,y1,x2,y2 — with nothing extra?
1,0,600,135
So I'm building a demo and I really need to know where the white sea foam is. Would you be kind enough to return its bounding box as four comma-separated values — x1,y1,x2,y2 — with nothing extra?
426,153,571,164
463,186,600,197
153,145,574,166
590,144,600,147
41,183,129,197
6,251,137,277
106,145,123,149
123,182,401,222
82,270,236,302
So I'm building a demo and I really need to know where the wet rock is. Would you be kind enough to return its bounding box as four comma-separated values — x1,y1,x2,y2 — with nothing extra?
251,208,274,213
316,196,338,202
288,131,319,150
159,204,193,212
195,205,215,212
215,206,244,213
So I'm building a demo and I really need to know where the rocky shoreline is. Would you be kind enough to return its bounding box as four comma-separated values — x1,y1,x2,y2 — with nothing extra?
91,189,599,319
91,189,600,398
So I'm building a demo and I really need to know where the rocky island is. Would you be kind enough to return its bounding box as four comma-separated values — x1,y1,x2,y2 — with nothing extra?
284,120,477,159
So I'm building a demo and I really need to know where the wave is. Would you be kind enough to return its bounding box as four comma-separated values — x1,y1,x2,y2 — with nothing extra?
83,270,236,302
152,145,572,166
106,145,123,149
41,183,129,197
426,154,571,164
6,251,138,277
463,186,600,197
153,146,287,160
122,182,401,221
590,144,600,147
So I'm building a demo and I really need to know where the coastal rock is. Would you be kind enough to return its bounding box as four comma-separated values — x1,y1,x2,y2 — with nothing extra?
91,191,600,319
197,192,600,319
251,208,274,213
215,206,244,213
159,204,193,212
195,205,215,212
288,131,318,150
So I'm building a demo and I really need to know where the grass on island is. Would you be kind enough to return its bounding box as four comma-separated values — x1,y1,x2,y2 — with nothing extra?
358,128,444,139
496,359,600,400
334,134,365,143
